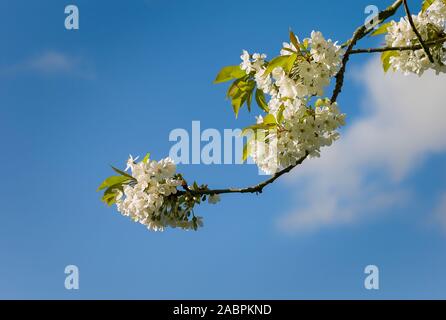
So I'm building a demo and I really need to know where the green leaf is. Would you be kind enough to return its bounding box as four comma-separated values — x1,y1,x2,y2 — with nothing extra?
231,92,248,118
97,175,132,192
263,114,277,125
255,89,269,112
289,30,300,51
111,166,134,179
242,142,250,162
214,65,246,84
102,190,118,206
285,53,298,74
227,78,255,118
315,98,324,108
422,0,435,12
241,123,276,137
241,114,277,137
101,183,125,206
142,153,150,164
315,98,330,108
281,47,296,54
227,80,238,98
371,22,391,36
277,105,286,123
242,135,255,162
381,51,399,72
264,55,292,76
246,90,253,112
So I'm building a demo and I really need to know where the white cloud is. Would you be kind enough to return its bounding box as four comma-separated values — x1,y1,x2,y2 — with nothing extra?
28,51,75,74
0,51,94,78
278,58,446,233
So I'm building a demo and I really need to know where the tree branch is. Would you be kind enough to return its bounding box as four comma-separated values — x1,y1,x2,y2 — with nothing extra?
331,0,403,103
402,0,435,63
350,36,446,54
181,153,309,196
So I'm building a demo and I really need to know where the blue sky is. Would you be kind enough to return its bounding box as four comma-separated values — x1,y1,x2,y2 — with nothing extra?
1,0,446,299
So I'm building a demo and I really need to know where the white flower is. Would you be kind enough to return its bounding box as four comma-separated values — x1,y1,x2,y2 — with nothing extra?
254,68,274,94
252,53,267,72
280,42,298,56
250,99,345,174
297,61,316,83
426,0,446,27
116,156,190,232
385,3,446,75
125,154,139,172
253,53,266,60
240,50,252,73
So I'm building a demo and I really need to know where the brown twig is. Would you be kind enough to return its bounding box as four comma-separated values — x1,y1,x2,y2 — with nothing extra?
350,36,446,54
180,153,308,196
402,0,435,63
331,0,403,103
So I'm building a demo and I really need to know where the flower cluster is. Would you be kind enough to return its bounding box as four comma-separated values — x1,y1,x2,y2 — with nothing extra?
386,0,446,75
240,31,346,174
250,99,345,174
115,156,201,231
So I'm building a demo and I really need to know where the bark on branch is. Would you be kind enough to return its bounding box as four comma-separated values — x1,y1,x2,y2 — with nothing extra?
330,0,403,103
350,36,446,54
402,0,435,63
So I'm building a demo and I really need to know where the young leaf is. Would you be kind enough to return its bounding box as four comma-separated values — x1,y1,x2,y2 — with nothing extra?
231,93,248,118
102,190,119,206
315,98,330,108
111,166,134,179
97,175,132,192
281,47,296,54
255,89,269,112
214,65,246,84
242,135,255,162
422,0,435,12
241,122,277,136
263,114,277,125
142,153,150,163
264,55,291,76
285,53,298,74
289,30,300,51
277,105,286,123
381,51,399,72
371,22,391,36
246,90,253,112
242,142,250,162
227,78,255,117
101,183,125,206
